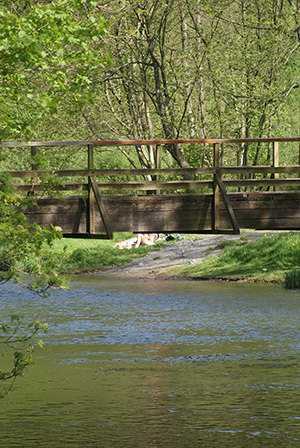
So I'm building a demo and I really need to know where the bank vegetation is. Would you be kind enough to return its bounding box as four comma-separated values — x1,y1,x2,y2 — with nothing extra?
42,231,300,289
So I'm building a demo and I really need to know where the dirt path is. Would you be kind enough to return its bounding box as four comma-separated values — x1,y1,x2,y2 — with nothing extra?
103,232,278,279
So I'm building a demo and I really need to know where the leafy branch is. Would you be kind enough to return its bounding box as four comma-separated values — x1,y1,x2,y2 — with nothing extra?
0,316,48,399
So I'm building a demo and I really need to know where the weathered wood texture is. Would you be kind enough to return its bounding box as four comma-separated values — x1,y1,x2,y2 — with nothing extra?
3,136,300,148
9,165,300,179
21,192,300,235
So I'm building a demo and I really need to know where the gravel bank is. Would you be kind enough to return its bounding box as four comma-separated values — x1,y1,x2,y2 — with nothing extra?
102,232,280,279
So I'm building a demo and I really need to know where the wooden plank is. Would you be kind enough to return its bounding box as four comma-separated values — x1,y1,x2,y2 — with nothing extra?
20,191,300,210
223,201,300,212
16,180,214,192
16,177,300,193
8,165,300,179
1,140,94,148
3,137,300,149
155,144,161,195
221,166,300,175
92,137,300,146
16,183,88,192
213,143,220,231
226,190,300,200
25,213,87,233
223,217,300,230
224,179,300,188
63,233,113,239
19,191,300,235
90,176,113,239
20,195,214,233
9,167,216,178
20,197,86,211
216,174,240,234
19,196,87,233
273,141,279,192
22,195,213,214
88,144,95,234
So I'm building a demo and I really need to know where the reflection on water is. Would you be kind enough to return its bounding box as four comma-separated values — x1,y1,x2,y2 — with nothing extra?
1,277,300,447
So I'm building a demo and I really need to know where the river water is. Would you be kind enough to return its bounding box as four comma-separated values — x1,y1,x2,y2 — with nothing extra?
1,276,300,447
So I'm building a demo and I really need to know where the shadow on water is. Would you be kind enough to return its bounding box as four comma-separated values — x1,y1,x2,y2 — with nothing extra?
1,277,300,447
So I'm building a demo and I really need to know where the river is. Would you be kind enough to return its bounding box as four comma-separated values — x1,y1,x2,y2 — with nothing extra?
1,276,300,447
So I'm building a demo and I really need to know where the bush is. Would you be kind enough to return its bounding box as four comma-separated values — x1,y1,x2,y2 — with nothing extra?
284,269,300,289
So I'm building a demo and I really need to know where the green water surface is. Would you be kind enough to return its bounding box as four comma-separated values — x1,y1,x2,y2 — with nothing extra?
1,277,300,447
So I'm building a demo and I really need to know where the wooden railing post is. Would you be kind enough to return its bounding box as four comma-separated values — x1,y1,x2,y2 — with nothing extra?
213,143,220,231
31,146,37,170
273,141,279,192
28,146,38,196
88,144,95,234
155,144,161,195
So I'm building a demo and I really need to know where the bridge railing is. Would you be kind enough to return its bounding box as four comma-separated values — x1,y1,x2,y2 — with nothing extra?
3,137,300,236
3,137,300,194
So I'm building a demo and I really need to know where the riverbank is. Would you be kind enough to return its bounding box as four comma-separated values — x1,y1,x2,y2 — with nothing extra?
50,231,300,286
100,232,285,282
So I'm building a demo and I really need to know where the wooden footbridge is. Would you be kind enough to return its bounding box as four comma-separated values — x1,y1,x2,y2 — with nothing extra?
3,137,300,238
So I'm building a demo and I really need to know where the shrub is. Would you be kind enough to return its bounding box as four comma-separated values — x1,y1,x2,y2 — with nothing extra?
284,269,300,289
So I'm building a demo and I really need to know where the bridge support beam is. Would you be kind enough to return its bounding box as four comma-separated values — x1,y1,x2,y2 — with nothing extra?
213,143,240,234
87,144,113,239
89,176,113,239
215,174,240,234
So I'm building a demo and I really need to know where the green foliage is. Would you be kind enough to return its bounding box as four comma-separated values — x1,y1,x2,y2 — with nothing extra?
284,269,300,289
176,233,300,283
0,315,48,398
0,177,68,397
0,0,108,140
0,196,66,295
2,0,300,172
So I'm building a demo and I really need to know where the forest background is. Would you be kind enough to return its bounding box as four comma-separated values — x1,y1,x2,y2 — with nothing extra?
2,0,300,173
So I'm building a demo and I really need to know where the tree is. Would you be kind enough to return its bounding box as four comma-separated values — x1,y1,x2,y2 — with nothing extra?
190,0,300,166
82,0,204,170
0,171,67,398
77,0,300,171
0,0,109,141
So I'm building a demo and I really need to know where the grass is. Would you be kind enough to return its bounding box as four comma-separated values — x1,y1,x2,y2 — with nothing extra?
171,232,300,286
44,232,168,274
205,236,249,254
